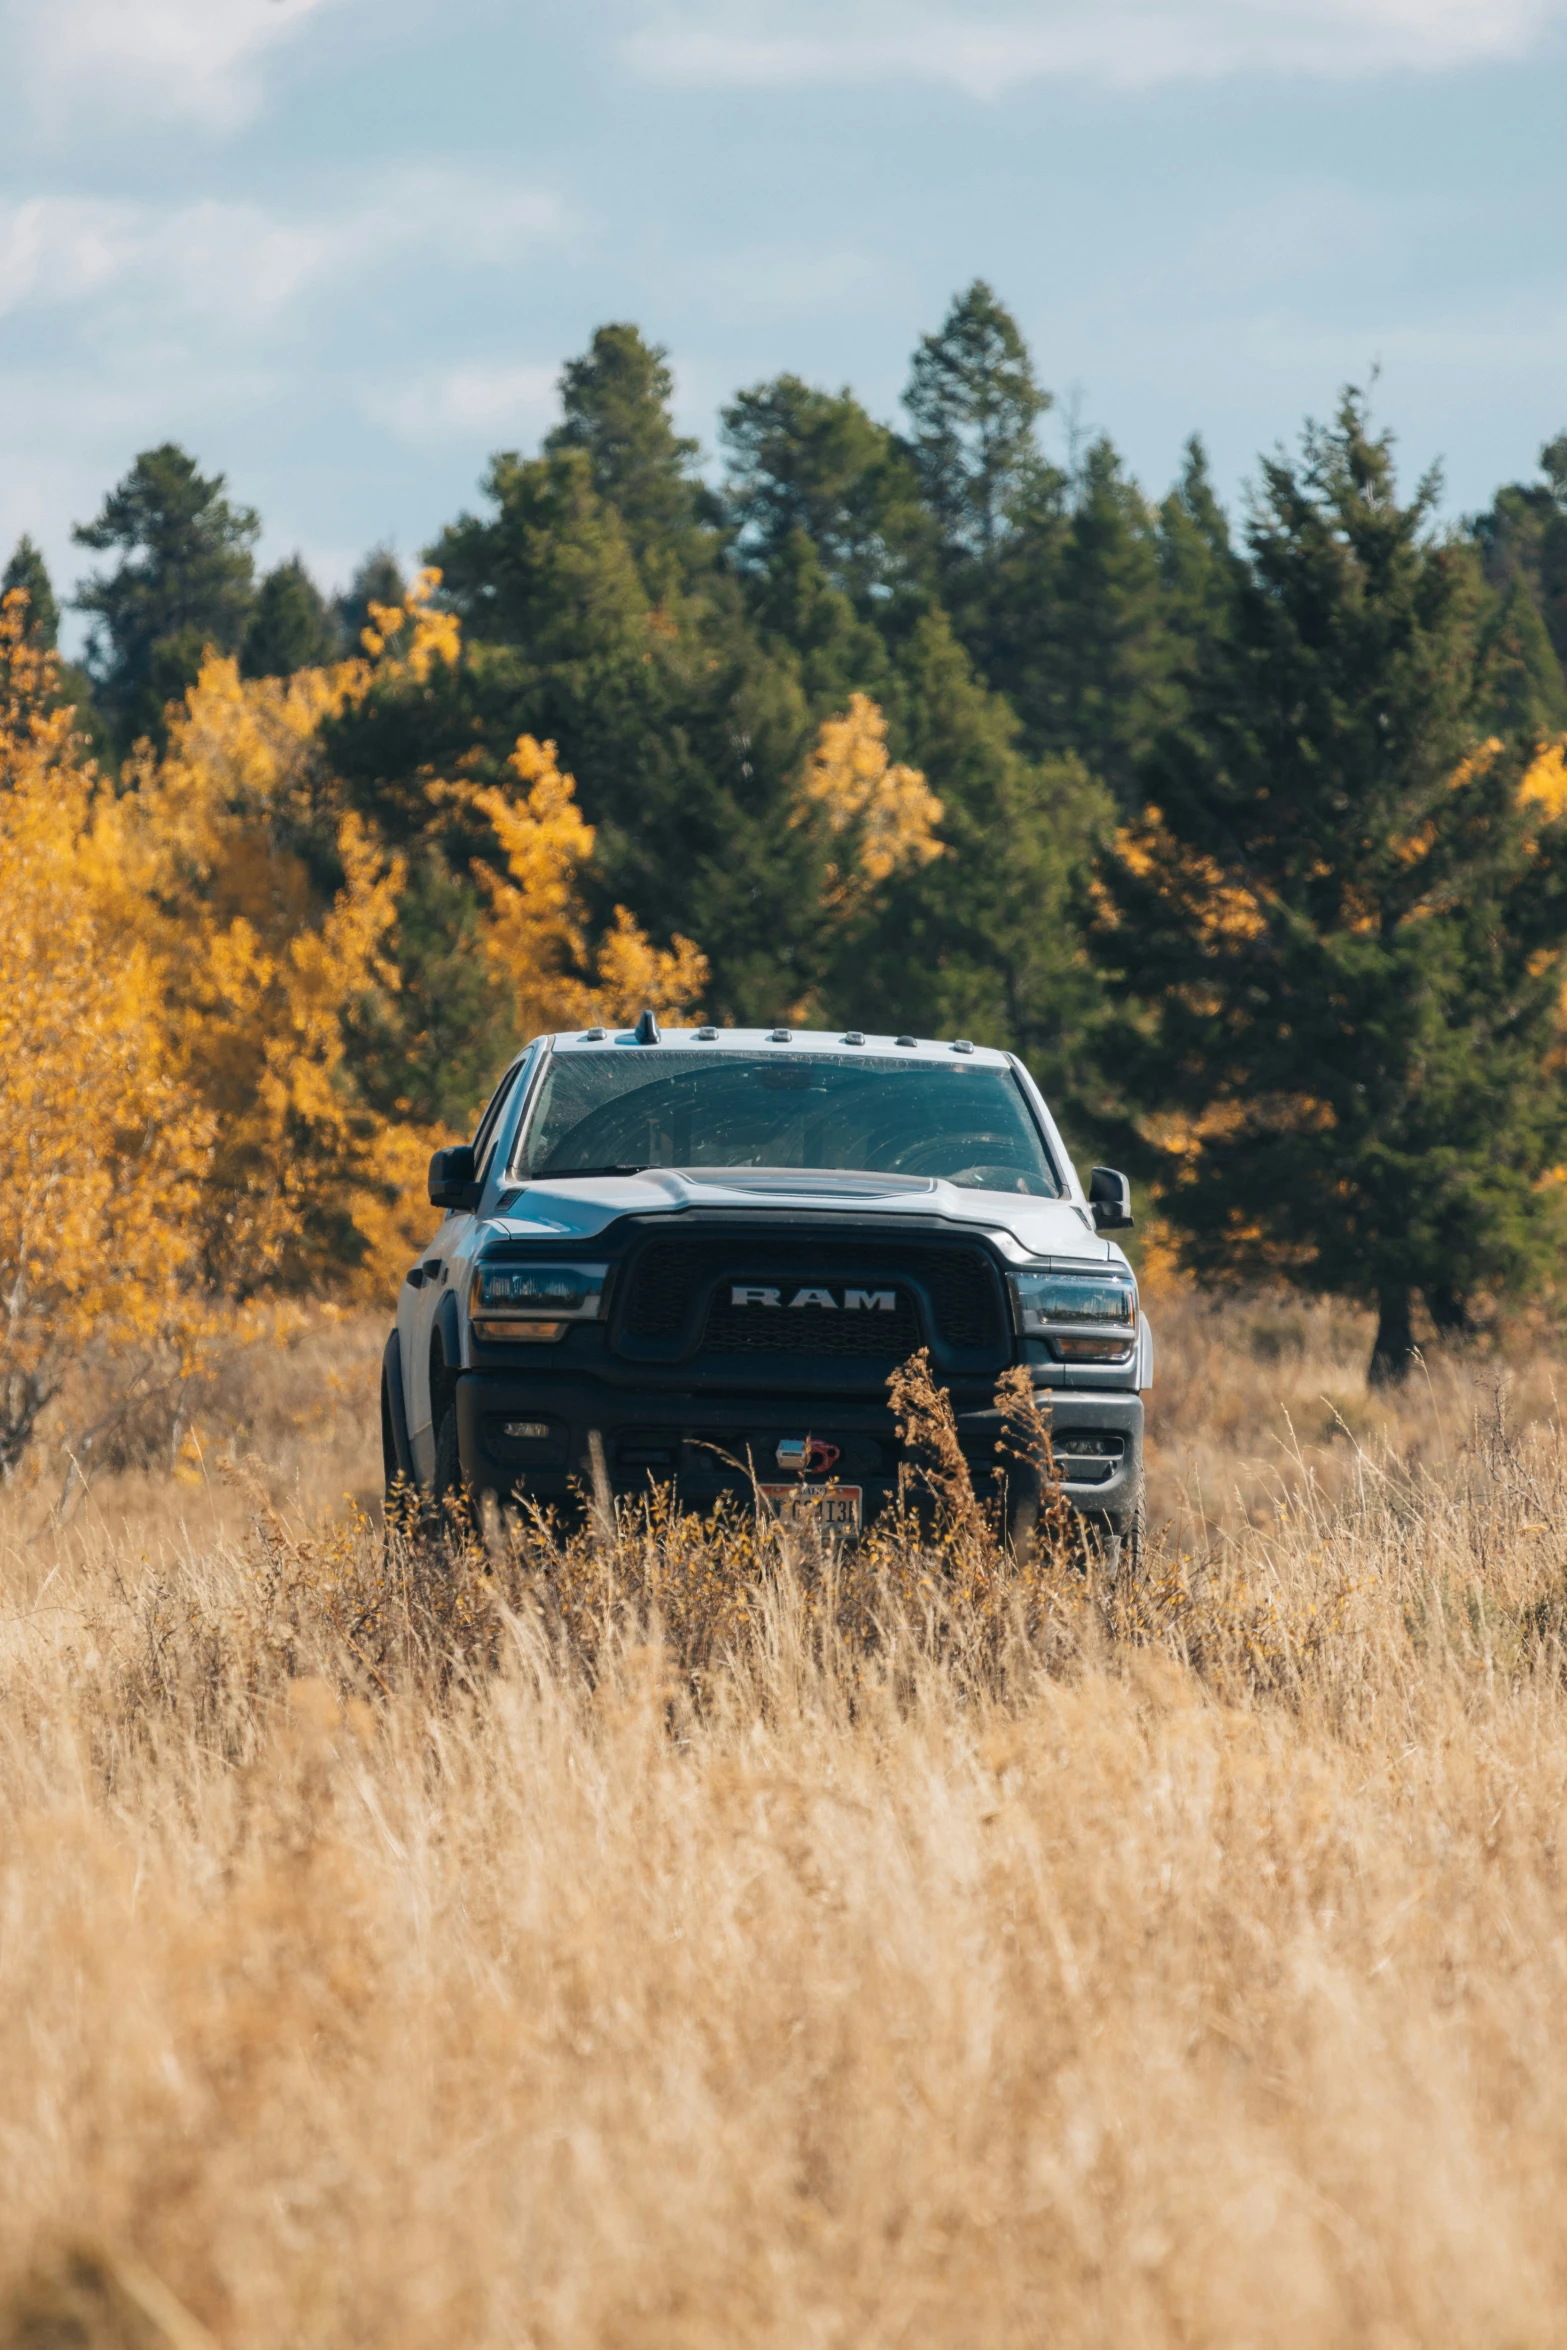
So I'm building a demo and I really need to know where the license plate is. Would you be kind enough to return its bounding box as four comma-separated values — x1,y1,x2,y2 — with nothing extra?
759,1483,863,1534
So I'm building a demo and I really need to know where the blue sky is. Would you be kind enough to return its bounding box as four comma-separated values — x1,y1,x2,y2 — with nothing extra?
3,0,1566,636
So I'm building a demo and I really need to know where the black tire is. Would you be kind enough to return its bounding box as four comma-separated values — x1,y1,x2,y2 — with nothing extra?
381,1367,401,1504
433,1402,465,1519
1111,1479,1147,1576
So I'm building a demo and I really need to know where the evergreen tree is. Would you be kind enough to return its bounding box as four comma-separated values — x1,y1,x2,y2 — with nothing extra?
1473,433,1567,711
434,447,647,665
2,536,59,648
846,609,1111,1119
545,323,716,582
722,375,932,607
984,436,1175,802
904,281,1051,566
2,535,111,760
898,290,1186,805
72,444,258,751
1477,571,1567,736
345,432,832,1057
1094,394,1567,1381
1157,436,1239,669
341,850,504,1134
335,546,406,656
242,555,340,678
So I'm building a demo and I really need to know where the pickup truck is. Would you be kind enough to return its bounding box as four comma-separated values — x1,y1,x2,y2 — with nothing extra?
381,1019,1151,1552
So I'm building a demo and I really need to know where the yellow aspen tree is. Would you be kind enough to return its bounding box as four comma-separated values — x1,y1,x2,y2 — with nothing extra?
101,657,411,1293
0,593,212,1469
94,569,467,1298
795,692,944,913
468,735,708,1035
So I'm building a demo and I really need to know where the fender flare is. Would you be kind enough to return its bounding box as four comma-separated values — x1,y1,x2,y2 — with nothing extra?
430,1290,463,1420
432,1289,462,1372
381,1327,415,1483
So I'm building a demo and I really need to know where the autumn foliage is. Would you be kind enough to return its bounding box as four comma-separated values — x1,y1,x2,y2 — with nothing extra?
0,603,210,1470
0,581,946,1471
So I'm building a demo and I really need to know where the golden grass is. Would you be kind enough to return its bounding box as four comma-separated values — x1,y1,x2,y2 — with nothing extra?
5,1298,1567,2346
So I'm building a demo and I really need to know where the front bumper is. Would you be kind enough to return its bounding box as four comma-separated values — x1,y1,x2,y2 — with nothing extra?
455,1371,1143,1532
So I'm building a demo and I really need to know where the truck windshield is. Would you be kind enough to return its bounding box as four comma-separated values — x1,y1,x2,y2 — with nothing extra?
511,1051,1060,1197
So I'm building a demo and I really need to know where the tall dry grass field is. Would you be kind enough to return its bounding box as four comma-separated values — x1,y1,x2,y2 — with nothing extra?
5,1296,1567,2347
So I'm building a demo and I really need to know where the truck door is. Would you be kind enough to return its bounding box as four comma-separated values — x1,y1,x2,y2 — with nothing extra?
402,1054,529,1480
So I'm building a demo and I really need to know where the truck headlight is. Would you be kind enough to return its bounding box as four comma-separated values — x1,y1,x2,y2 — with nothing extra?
1008,1268,1138,1365
471,1262,608,1343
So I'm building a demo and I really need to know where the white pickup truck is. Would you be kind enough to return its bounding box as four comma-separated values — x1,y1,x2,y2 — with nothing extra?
381,1020,1150,1550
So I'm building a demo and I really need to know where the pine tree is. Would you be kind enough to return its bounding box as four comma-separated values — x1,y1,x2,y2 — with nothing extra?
3,534,111,758
72,445,258,752
545,323,716,582
722,375,932,607
732,524,895,713
904,281,1051,565
335,547,406,657
1477,433,1567,658
843,609,1111,1120
242,555,340,678
433,448,647,665
2,537,59,649
1094,394,1567,1381
993,437,1174,803
1157,436,1239,671
385,435,832,1032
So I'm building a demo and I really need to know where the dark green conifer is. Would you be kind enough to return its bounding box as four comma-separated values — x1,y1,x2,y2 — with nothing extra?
722,375,932,607
335,547,406,657
847,610,1111,1119
1094,393,1567,1381
545,323,716,582
904,281,1051,564
2,536,59,648
242,555,340,678
1157,436,1239,668
1040,438,1175,804
1476,435,1567,659
72,444,258,751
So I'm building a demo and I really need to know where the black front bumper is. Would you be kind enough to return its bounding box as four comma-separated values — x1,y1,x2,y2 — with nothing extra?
456,1371,1143,1532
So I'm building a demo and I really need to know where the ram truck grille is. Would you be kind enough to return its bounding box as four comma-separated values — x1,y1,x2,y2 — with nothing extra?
702,1289,923,1358
617,1230,1008,1362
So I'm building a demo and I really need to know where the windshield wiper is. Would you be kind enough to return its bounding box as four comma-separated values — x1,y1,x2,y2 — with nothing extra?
529,1163,650,1180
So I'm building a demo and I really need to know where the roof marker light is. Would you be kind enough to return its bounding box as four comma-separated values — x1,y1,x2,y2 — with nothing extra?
582,1027,607,1041
895,1035,917,1048
952,1038,974,1054
842,1031,865,1046
696,1026,718,1040
769,1027,792,1042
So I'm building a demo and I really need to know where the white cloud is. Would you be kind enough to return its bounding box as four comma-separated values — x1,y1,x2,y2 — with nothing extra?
8,0,344,132
647,237,885,322
621,0,1567,96
0,197,137,314
0,175,570,332
364,360,560,444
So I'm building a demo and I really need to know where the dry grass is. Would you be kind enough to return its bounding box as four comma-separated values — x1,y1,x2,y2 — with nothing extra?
6,1299,1567,2346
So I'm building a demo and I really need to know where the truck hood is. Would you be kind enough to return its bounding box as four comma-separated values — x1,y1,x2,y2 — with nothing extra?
483,1168,1124,1269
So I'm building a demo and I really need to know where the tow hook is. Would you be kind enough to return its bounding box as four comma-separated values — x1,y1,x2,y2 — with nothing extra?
776,1437,841,1476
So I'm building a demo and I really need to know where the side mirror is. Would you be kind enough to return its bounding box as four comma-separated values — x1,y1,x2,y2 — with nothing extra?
428,1144,479,1212
1088,1166,1133,1231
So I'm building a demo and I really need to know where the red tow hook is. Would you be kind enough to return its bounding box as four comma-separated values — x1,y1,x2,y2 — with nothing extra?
775,1437,842,1477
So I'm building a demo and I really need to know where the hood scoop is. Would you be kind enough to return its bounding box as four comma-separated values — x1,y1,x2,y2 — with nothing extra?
677,1169,937,1200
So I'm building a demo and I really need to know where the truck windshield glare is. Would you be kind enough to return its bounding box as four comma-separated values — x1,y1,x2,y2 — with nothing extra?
512,1052,1061,1197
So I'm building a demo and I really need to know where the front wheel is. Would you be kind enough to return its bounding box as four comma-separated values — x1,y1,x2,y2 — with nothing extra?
381,1365,413,1515
433,1402,465,1517
1108,1479,1146,1576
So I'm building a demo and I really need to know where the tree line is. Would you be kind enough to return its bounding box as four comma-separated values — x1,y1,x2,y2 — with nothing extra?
9,280,1567,1384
